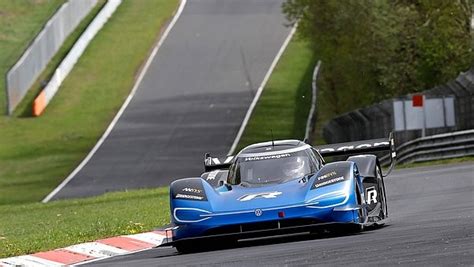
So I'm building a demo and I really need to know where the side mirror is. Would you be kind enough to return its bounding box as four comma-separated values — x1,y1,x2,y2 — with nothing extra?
218,180,232,190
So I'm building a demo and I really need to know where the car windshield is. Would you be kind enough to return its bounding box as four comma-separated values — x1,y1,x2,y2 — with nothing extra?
228,150,315,185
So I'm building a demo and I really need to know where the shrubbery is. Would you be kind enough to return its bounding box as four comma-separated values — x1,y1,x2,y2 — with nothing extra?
283,0,473,117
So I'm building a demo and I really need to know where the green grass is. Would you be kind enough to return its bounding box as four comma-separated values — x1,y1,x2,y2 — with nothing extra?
237,36,317,151
0,187,170,258
0,0,178,205
0,0,67,113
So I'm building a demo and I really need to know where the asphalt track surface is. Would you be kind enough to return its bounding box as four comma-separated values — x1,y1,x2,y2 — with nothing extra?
52,0,292,199
89,162,474,266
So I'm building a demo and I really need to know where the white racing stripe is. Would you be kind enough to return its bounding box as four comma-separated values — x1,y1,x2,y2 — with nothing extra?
42,0,188,203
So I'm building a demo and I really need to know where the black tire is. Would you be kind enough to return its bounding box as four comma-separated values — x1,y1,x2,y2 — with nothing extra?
355,179,367,227
175,237,238,254
374,165,387,226
175,241,198,254
347,223,364,233
376,165,388,220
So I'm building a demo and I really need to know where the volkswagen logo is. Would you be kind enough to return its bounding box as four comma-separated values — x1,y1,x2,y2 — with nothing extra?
254,209,263,217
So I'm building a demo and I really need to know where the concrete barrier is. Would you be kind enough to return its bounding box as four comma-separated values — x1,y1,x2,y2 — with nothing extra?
6,0,97,115
32,0,123,116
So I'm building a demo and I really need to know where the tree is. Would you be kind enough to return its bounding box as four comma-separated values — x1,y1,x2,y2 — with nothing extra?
283,0,473,117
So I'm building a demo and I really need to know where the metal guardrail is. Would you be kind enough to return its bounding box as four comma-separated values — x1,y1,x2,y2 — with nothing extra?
304,60,321,143
322,66,474,146
380,129,474,166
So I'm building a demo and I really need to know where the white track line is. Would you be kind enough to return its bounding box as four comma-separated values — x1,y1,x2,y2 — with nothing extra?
42,0,188,203
227,25,297,155
71,247,171,266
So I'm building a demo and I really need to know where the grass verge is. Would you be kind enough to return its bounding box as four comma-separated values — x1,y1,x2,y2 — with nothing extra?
236,35,317,151
0,0,178,205
0,187,169,258
0,0,66,113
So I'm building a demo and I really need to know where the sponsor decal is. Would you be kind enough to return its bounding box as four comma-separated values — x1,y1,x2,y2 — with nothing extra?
317,171,337,181
182,188,202,194
366,187,378,204
172,180,207,201
238,191,282,202
319,141,390,153
254,209,263,217
244,153,291,162
206,170,219,181
314,176,345,188
175,194,204,200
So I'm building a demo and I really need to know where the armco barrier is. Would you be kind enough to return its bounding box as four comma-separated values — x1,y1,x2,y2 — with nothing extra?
322,66,474,146
33,0,123,116
304,60,321,143
380,129,474,166
5,0,97,115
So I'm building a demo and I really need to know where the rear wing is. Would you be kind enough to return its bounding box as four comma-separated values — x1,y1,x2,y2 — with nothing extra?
315,133,396,177
204,153,234,172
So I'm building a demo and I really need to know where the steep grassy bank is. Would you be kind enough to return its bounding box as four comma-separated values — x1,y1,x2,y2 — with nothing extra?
0,0,178,204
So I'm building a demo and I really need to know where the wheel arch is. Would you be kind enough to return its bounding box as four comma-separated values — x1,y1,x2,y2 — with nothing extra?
347,154,388,223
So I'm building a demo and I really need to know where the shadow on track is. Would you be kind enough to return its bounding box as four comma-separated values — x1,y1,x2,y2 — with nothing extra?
166,224,390,255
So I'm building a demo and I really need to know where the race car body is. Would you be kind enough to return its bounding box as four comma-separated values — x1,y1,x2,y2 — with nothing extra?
167,135,395,253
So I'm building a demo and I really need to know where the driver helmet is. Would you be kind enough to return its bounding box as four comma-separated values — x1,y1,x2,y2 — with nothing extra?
282,157,306,178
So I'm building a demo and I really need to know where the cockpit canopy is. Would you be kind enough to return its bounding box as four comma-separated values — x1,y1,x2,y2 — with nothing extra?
227,142,322,186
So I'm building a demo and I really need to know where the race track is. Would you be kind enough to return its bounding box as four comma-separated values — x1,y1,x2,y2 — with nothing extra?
50,0,292,200
88,162,474,266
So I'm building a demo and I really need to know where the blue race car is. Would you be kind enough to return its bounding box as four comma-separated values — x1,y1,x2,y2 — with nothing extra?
166,135,396,253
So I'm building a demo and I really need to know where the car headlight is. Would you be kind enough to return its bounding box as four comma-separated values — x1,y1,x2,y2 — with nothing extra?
306,190,349,209
173,207,212,223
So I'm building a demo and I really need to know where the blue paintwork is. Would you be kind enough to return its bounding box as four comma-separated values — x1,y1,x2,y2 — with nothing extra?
170,161,367,241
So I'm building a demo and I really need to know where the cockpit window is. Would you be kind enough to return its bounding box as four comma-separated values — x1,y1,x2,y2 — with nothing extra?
227,149,318,185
